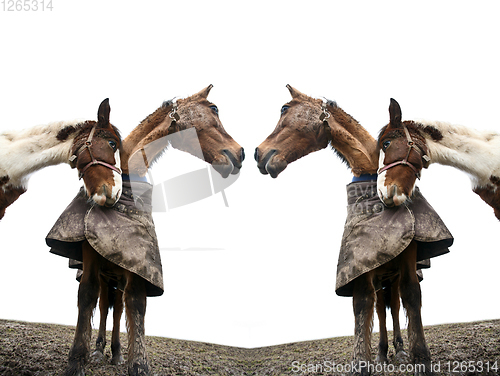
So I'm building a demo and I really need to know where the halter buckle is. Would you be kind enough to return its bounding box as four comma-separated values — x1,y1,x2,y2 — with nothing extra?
169,101,180,122
320,100,331,123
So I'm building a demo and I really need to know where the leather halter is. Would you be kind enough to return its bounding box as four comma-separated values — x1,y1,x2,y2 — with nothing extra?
69,124,122,179
377,125,430,179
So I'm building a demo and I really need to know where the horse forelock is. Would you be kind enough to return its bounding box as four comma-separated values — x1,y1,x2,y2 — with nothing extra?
378,121,427,150
377,124,389,144
73,121,122,150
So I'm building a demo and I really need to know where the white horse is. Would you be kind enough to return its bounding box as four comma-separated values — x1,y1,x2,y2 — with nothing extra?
0,99,122,219
377,98,500,219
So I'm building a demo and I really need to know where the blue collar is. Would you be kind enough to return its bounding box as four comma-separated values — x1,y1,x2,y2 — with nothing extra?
351,173,378,182
122,173,149,183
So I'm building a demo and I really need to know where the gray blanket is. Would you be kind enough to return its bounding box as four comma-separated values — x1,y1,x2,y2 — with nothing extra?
336,180,453,297
46,180,163,297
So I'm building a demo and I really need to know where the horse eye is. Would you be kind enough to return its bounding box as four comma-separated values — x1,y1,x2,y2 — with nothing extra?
281,105,290,115
209,105,219,115
108,140,117,151
382,140,391,151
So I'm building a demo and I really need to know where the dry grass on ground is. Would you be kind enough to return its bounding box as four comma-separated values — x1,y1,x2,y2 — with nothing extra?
1,318,499,375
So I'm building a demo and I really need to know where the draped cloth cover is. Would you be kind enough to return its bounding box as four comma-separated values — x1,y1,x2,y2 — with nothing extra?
46,180,163,297
336,180,453,297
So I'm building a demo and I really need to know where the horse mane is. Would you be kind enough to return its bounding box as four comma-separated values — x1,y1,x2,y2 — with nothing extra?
329,104,377,173
330,144,351,168
122,104,173,174
377,124,389,143
414,119,500,143
1,120,84,142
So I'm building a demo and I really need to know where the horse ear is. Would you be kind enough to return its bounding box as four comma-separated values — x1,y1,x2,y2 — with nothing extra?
199,84,213,99
97,98,111,127
286,84,301,99
286,84,311,101
389,98,402,128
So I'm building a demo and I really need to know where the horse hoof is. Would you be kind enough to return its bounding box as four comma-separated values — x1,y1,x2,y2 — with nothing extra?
90,350,105,363
375,354,389,364
111,354,125,365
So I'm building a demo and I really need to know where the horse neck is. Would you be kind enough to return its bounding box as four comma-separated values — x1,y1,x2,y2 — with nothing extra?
329,106,379,176
121,106,171,175
416,120,500,188
0,120,79,188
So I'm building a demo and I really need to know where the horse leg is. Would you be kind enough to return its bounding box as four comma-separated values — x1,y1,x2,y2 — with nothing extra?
91,276,109,363
124,271,149,375
352,272,375,376
65,242,100,376
375,288,389,363
389,276,408,362
111,288,125,365
399,242,433,376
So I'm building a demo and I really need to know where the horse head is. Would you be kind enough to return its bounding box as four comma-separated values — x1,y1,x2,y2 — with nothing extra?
254,85,331,178
125,85,244,178
377,98,430,206
70,99,122,207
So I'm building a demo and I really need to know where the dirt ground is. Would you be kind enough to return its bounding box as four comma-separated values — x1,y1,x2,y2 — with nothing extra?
0,318,499,375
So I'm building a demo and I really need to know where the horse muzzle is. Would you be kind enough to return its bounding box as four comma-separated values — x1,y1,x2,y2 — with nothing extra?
255,148,287,178
211,148,244,178
378,183,408,207
87,174,123,207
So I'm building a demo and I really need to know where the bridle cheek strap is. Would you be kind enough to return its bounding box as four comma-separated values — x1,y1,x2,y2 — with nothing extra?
377,125,429,179
69,125,122,180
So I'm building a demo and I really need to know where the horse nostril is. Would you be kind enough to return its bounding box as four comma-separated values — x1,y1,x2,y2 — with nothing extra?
254,147,260,162
240,148,245,162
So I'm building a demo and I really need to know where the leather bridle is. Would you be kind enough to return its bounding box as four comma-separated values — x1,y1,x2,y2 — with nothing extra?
377,125,430,179
69,124,122,179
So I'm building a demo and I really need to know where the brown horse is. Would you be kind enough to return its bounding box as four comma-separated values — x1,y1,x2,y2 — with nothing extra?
60,85,243,376
0,98,122,219
378,98,500,220
255,85,449,375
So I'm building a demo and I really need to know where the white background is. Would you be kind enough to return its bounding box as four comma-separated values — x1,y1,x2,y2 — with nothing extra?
0,1,499,348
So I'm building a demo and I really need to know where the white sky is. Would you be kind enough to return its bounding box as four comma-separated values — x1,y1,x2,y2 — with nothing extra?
0,1,499,348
